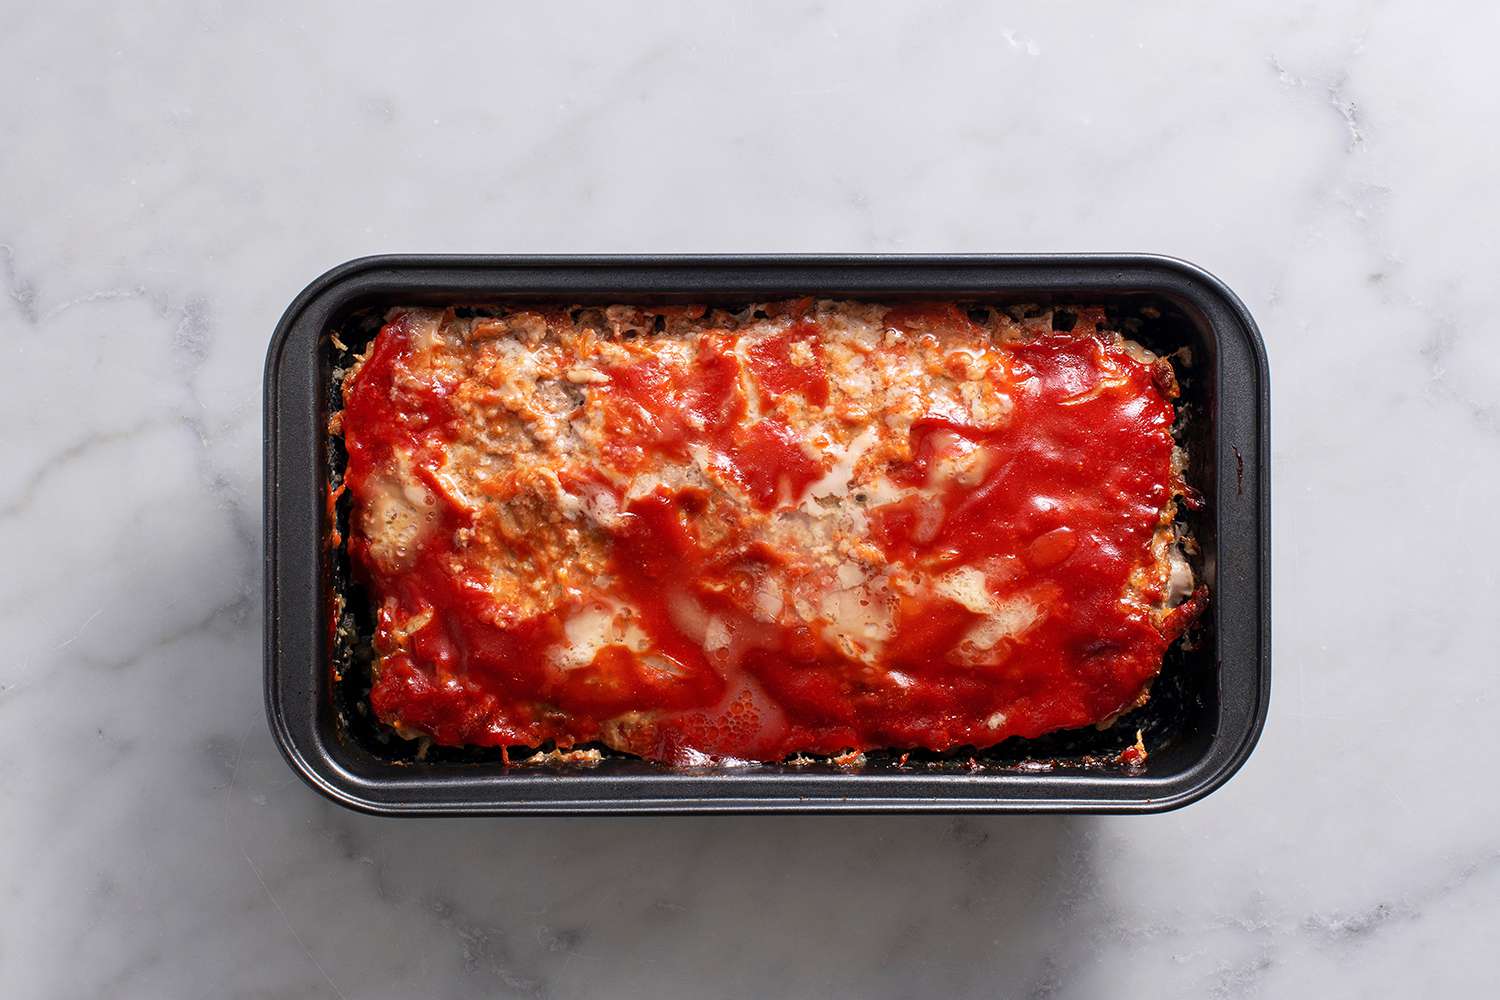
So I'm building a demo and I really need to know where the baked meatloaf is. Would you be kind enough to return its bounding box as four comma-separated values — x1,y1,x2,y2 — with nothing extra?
336,300,1201,764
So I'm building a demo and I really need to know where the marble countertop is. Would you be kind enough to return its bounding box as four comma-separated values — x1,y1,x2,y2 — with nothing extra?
4,2,1497,996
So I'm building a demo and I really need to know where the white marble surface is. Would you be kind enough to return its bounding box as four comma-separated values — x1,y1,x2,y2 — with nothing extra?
3,1,1498,996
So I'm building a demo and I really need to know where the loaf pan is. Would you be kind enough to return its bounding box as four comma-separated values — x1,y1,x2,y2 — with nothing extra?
264,254,1270,814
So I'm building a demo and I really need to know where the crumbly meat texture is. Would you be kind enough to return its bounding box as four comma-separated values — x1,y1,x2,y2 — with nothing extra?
338,300,1200,763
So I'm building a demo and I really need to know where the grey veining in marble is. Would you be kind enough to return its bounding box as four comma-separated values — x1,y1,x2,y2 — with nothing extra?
3,1,1499,996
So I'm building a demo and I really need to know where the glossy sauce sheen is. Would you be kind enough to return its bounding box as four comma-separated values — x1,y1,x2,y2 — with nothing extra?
340,303,1197,763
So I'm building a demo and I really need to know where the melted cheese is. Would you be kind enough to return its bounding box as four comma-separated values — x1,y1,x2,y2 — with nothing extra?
358,454,437,572
551,600,653,670
799,424,879,514
935,565,1044,665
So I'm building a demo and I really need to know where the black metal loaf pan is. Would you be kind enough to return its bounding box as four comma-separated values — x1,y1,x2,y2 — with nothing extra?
264,255,1269,815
